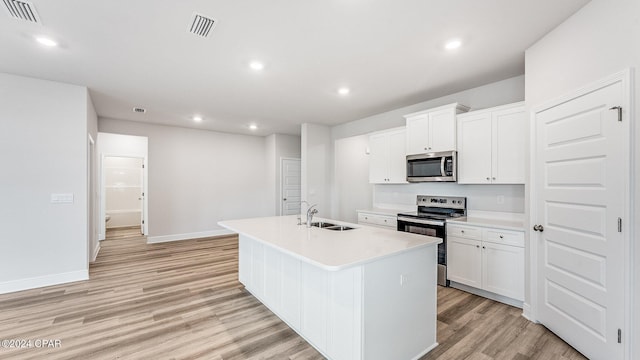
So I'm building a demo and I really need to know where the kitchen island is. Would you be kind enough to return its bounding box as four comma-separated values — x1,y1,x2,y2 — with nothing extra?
218,215,442,360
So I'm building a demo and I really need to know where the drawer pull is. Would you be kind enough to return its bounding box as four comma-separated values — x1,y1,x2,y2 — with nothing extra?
499,235,504,239
461,230,465,233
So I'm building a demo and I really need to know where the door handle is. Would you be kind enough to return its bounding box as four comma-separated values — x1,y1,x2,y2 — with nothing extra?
533,224,544,232
283,198,287,201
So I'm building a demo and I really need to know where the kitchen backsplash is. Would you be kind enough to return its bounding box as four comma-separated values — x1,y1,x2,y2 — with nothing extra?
373,183,525,213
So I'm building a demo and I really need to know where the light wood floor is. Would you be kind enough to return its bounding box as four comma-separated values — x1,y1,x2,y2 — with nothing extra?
0,228,586,360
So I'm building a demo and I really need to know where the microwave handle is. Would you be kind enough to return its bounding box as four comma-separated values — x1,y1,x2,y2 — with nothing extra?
440,156,446,176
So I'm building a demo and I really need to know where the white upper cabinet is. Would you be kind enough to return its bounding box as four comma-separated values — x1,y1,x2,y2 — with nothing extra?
405,103,470,155
457,102,527,184
368,127,407,184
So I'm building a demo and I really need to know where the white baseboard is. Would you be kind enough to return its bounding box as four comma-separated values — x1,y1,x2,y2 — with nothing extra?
147,229,236,244
450,281,524,309
0,270,89,295
91,243,101,263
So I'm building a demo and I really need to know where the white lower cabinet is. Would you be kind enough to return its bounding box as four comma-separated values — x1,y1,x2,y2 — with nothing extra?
447,224,524,303
237,234,436,360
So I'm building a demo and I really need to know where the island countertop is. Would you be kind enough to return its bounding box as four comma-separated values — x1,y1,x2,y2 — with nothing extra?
218,215,441,271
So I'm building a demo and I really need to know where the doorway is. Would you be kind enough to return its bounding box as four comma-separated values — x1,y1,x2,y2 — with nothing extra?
280,158,301,215
531,70,631,359
104,156,144,234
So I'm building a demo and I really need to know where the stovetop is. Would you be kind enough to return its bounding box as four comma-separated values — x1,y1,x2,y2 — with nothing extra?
397,211,466,221
397,195,467,221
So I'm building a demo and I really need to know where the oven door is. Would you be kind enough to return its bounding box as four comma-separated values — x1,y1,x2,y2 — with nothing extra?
397,216,448,286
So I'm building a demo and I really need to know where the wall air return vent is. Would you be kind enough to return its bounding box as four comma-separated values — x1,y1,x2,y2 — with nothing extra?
188,12,217,38
2,0,41,24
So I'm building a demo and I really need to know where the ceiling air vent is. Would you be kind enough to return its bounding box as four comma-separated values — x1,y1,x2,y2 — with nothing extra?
188,12,217,38
2,0,41,23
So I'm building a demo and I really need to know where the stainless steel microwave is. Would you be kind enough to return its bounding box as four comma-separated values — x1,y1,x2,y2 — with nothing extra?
406,151,457,182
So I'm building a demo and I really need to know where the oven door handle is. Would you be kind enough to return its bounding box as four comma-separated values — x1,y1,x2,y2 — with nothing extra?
397,216,445,227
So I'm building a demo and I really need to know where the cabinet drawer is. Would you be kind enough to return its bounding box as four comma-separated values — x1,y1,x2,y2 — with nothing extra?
357,213,397,229
357,213,375,225
447,225,482,240
373,215,397,228
483,229,524,247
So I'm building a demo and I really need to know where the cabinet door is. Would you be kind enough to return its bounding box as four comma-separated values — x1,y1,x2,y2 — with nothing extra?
492,107,526,184
457,112,492,184
280,254,301,329
238,235,250,286
386,129,407,183
482,242,524,301
301,262,329,349
250,240,265,299
429,108,456,152
405,115,430,155
446,236,482,288
368,133,388,183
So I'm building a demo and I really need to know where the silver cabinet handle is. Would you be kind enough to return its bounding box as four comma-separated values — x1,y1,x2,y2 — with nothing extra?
533,224,544,232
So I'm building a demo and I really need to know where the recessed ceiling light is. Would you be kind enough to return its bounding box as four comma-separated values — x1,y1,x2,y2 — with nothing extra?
445,39,462,50
249,124,258,130
249,61,264,71
338,87,350,95
35,36,58,47
193,115,203,122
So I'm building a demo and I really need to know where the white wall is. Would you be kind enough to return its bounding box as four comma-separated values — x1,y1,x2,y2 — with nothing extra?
0,73,90,293
525,0,639,355
99,118,271,241
301,124,332,216
330,75,527,221
333,135,373,222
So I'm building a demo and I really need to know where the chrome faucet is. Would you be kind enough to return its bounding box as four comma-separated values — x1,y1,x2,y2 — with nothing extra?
306,204,318,228
298,201,309,225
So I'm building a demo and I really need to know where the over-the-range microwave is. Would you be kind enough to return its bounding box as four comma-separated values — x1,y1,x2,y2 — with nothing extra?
406,150,457,182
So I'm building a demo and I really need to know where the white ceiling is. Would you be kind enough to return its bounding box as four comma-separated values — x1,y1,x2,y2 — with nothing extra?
0,0,589,136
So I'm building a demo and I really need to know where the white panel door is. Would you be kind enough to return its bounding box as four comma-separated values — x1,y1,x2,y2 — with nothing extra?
492,107,526,184
386,129,407,183
281,158,301,215
429,108,456,152
446,236,482,288
535,78,626,359
457,112,492,183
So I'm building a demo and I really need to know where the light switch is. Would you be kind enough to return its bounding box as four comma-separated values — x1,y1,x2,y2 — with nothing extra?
51,193,74,204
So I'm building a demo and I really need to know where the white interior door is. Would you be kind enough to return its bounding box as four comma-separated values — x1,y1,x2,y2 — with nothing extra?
281,158,301,215
534,75,628,359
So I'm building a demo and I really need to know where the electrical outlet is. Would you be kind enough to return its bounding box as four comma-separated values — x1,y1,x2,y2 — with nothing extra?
497,195,505,205
400,274,409,286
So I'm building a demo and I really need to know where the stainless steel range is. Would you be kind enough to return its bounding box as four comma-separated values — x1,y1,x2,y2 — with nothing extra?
397,195,467,286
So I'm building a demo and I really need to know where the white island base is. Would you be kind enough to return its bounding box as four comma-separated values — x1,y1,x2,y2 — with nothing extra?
220,216,440,360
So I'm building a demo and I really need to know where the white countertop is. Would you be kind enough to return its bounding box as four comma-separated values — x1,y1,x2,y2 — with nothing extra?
447,217,525,231
218,215,441,271
356,208,403,216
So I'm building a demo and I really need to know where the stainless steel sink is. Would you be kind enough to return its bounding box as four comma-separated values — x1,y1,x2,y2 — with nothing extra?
310,221,336,228
310,222,355,231
325,225,354,231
